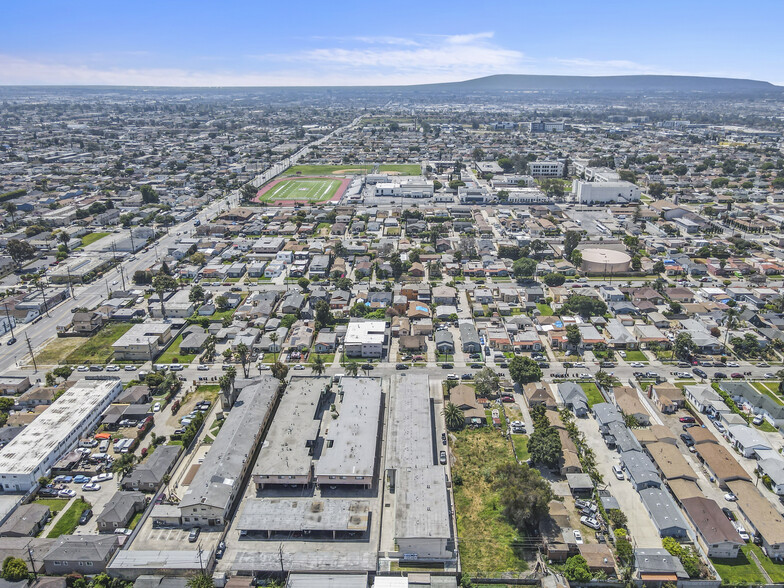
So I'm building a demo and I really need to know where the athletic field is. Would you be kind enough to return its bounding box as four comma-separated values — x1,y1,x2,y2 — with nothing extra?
255,176,350,205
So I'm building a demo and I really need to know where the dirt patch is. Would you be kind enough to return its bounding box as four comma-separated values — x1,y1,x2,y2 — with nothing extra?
330,169,365,175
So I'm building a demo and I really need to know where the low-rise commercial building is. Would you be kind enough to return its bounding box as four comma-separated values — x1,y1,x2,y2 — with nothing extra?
111,322,173,362
313,377,382,488
344,320,386,358
0,379,122,491
179,377,278,527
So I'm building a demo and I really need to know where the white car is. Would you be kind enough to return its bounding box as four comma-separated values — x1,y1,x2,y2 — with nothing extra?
58,489,76,498
106,365,120,372
91,473,113,483
77,365,89,372
124,365,137,371
724,492,738,502
259,364,271,371
573,530,583,544
153,402,161,412
618,351,626,359
727,362,739,367
580,516,601,530
447,374,459,381
82,483,101,491
612,465,625,480
630,362,645,368
197,365,209,371
293,364,305,370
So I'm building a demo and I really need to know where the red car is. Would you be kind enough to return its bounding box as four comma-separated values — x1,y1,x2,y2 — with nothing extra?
501,396,515,403
679,416,696,423
731,373,744,379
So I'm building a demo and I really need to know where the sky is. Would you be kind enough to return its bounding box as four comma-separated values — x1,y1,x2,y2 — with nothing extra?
2,0,782,87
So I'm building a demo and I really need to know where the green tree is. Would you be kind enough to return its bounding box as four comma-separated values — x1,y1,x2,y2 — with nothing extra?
674,332,696,361
443,402,465,431
508,356,542,384
562,295,607,317
112,453,137,477
1,557,28,582
140,185,159,204
528,426,562,467
189,285,205,303
566,324,582,349
512,257,537,278
345,362,360,377
493,462,554,530
315,300,333,327
271,361,289,381
297,277,310,292
570,249,583,266
185,574,214,588
473,368,500,397
214,295,231,311
3,203,17,228
563,555,592,582
6,239,36,267
235,343,250,378
312,355,325,376
653,260,665,273
564,230,581,258
648,182,666,198
607,509,628,529
542,272,566,287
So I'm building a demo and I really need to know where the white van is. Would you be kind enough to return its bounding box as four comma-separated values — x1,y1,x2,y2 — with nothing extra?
98,440,109,453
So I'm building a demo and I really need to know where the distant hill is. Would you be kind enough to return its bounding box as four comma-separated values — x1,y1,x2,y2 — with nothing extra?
410,74,780,93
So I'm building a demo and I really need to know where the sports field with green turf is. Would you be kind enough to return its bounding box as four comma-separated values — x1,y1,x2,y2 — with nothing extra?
255,177,346,203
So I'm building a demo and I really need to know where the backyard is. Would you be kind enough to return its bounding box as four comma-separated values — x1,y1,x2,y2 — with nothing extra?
450,427,529,574
156,334,197,365
621,350,648,362
47,498,91,538
63,322,134,364
579,382,606,407
80,232,110,247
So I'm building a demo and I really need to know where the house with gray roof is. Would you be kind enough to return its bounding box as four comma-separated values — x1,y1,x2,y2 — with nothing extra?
638,488,689,538
621,451,662,490
97,491,146,533
458,321,480,353
435,330,455,354
558,382,589,417
122,445,181,492
0,503,50,537
43,535,119,575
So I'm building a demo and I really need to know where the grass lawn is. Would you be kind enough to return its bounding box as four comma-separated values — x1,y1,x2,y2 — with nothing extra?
35,498,69,514
536,303,553,316
47,499,91,538
748,544,784,582
36,336,89,365
283,164,373,176
711,545,767,585
80,232,110,247
752,382,783,406
378,164,422,175
64,323,134,364
128,511,143,530
512,435,529,461
756,420,778,433
622,350,648,362
451,427,528,574
309,353,335,365
579,382,606,407
674,380,697,388
155,334,197,365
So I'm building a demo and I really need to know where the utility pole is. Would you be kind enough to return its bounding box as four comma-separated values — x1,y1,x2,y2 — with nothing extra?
25,333,37,373
197,542,204,574
67,266,75,299
37,281,50,318
278,543,285,575
26,543,38,580
119,263,127,291
3,304,15,340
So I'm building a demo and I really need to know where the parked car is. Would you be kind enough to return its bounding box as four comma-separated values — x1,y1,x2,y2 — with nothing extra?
680,433,694,447
395,363,408,370
612,465,624,480
439,451,447,465
58,489,76,498
447,374,459,381
461,374,473,380
73,475,90,484
679,416,696,423
722,507,736,521
124,365,137,371
724,493,738,502
153,402,161,412
79,509,93,525
580,516,601,530
573,530,583,544
714,421,726,434
692,368,707,378
216,541,226,559
500,395,515,403
293,364,305,370
197,364,209,371
188,527,201,542
82,483,101,491
714,372,727,379
753,414,764,425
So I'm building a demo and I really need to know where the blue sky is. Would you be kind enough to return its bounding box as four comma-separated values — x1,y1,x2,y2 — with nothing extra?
2,0,782,86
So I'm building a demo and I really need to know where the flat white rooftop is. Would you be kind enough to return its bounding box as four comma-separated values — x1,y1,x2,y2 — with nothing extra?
238,498,370,532
344,320,386,346
314,377,382,479
0,379,121,475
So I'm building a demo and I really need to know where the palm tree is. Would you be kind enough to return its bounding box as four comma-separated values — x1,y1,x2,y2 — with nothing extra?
312,355,325,376
3,203,16,228
443,402,465,431
235,342,250,378
723,307,738,351
345,362,359,377
269,332,278,363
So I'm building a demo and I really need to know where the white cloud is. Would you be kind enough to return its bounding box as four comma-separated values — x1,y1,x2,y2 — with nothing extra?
444,32,495,45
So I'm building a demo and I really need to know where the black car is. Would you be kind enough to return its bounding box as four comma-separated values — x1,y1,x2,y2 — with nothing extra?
395,363,409,370
714,372,727,379
79,509,93,525
498,361,509,368
537,361,550,368
693,367,708,378
470,363,483,369
441,432,447,445
361,364,375,371
680,433,694,447
441,363,453,369
722,507,736,521
439,450,447,465
461,374,473,380
682,423,697,430
6,337,16,346
215,541,226,559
